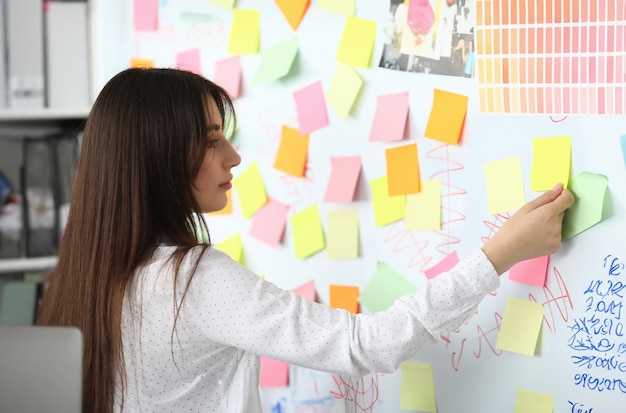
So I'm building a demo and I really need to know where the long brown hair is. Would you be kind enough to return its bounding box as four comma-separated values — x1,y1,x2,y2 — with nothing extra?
36,68,237,413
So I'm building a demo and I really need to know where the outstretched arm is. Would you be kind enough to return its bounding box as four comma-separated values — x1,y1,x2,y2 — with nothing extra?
481,183,575,275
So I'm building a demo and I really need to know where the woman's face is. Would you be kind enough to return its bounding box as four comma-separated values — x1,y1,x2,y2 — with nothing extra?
192,98,241,213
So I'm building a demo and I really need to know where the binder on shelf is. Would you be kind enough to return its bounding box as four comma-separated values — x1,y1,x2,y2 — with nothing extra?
44,1,90,108
6,0,45,109
0,0,8,109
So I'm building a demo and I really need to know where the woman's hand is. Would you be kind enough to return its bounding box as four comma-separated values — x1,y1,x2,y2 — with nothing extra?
482,183,575,275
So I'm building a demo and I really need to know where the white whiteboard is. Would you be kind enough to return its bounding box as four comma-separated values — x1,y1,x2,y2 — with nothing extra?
93,1,626,412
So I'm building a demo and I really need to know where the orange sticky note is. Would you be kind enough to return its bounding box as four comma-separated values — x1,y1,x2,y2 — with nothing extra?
130,57,154,68
210,190,232,215
273,126,310,177
329,284,360,313
385,143,420,196
275,0,310,30
424,89,468,145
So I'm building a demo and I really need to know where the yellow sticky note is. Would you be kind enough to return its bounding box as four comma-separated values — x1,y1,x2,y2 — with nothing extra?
531,136,571,191
318,0,355,16
496,297,544,356
562,171,610,240
130,57,154,68
424,89,468,145
273,125,309,177
386,143,420,196
399,361,437,412
208,0,236,9
210,190,232,215
290,204,325,259
484,156,526,215
371,176,406,227
406,179,441,231
326,209,359,259
232,163,268,219
228,9,260,55
327,64,364,119
336,16,377,68
329,284,360,313
275,0,310,30
513,388,554,413
216,233,244,264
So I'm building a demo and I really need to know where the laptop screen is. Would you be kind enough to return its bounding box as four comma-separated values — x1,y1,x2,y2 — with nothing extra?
0,326,82,413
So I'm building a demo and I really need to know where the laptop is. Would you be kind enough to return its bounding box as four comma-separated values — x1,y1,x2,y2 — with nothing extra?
0,325,82,413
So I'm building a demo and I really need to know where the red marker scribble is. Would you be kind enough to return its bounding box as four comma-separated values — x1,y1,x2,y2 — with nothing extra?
528,266,574,334
426,143,468,256
549,115,568,123
446,311,504,371
383,221,432,271
330,374,380,413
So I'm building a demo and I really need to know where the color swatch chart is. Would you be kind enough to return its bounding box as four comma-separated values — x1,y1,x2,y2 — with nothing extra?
475,0,626,115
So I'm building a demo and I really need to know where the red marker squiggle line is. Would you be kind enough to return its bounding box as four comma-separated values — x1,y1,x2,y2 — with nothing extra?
549,115,568,123
426,144,468,256
383,221,433,271
330,374,379,413
448,312,504,371
528,266,573,334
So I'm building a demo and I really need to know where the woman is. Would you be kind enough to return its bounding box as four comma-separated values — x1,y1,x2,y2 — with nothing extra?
36,68,574,412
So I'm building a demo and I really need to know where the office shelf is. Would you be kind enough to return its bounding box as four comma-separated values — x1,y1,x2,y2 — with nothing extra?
0,256,58,275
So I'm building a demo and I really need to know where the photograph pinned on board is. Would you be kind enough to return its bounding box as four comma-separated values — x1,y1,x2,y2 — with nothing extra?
379,0,476,78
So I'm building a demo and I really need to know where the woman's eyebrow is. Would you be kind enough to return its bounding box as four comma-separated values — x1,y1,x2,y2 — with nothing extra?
207,124,221,132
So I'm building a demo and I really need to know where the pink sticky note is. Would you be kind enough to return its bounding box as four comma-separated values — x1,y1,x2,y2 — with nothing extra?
294,81,329,135
369,92,409,142
293,280,317,302
324,156,361,203
509,255,550,286
249,198,289,247
176,49,202,75
259,356,289,387
215,56,242,98
133,0,158,31
424,251,459,280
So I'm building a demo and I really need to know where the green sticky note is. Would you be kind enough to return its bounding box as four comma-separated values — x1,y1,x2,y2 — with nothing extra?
359,261,418,313
252,37,299,86
562,171,610,240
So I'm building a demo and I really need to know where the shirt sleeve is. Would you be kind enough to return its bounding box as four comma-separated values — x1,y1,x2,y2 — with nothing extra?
184,248,499,378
